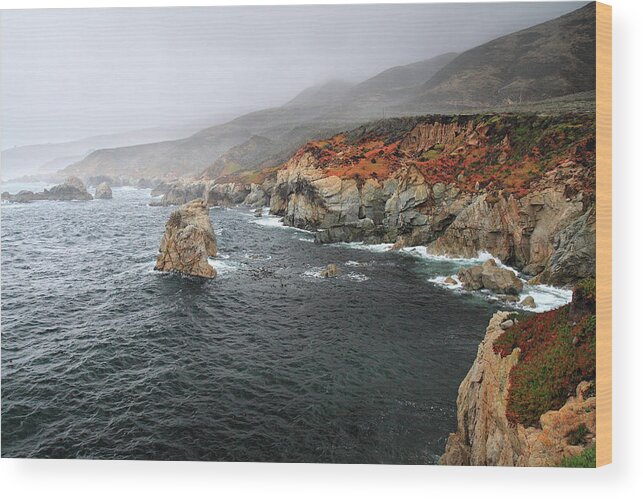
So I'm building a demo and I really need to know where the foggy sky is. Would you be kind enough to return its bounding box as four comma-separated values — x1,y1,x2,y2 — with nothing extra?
1,2,584,149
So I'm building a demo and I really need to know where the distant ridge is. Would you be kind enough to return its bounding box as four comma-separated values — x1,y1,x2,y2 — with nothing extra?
413,2,596,109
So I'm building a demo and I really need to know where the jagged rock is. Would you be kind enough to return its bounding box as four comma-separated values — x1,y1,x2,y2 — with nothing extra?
458,259,523,295
244,183,270,208
444,276,457,285
154,200,218,278
320,264,341,278
205,182,250,207
520,295,537,308
151,181,172,197
254,208,263,217
95,182,113,199
440,312,596,466
152,181,207,206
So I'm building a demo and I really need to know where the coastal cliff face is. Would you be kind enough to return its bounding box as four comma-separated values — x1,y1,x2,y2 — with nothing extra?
266,114,596,285
152,114,595,286
154,200,218,278
441,282,597,467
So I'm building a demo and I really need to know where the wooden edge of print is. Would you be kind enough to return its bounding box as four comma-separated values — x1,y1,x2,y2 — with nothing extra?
596,1,612,468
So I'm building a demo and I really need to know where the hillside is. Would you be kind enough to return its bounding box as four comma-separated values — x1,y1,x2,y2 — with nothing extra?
59,4,595,183
0,126,200,181
412,2,596,109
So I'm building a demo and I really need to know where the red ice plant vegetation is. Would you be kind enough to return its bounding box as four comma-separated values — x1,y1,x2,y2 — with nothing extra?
493,279,596,427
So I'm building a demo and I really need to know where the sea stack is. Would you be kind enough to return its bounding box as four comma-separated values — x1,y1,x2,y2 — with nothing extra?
95,182,113,199
154,200,218,278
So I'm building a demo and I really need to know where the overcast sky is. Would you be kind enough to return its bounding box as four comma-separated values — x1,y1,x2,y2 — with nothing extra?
1,2,584,149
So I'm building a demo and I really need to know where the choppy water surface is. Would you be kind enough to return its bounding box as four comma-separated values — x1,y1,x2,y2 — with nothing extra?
1,188,506,463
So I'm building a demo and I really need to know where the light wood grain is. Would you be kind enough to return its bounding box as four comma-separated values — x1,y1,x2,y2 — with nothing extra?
596,1,612,468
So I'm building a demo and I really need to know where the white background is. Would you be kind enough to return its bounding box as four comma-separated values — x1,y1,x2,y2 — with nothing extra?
1,0,640,497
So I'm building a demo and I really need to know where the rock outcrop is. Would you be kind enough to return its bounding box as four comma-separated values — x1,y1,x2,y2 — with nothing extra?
458,259,523,295
154,200,218,278
205,182,250,207
95,182,113,199
1,176,93,202
150,181,207,206
264,114,596,285
440,312,596,467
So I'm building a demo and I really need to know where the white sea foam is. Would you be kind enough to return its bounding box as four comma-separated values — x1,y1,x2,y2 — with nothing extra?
334,242,394,253
251,215,283,228
428,272,572,312
428,274,463,289
519,284,573,313
347,272,369,282
302,268,324,279
345,260,369,267
250,214,314,233
398,246,496,265
208,257,241,276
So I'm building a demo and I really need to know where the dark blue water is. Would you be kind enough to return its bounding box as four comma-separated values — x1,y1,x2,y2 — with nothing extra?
1,187,500,463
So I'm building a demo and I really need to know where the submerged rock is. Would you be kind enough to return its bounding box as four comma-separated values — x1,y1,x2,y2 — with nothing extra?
154,200,218,278
254,208,263,217
321,264,341,278
95,182,113,199
458,259,523,296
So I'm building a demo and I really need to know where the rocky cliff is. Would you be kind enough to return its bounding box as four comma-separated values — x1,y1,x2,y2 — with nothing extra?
265,114,596,285
441,281,596,467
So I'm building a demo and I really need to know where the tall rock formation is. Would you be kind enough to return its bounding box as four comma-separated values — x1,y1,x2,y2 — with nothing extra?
154,200,218,278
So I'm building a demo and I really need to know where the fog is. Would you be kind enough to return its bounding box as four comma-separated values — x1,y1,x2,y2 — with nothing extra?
1,2,583,148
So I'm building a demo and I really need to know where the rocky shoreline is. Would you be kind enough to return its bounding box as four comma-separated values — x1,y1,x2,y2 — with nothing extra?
149,114,596,288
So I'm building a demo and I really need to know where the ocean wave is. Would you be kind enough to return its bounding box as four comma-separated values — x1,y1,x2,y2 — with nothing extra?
429,273,572,312
333,242,394,253
520,284,573,313
250,213,314,234
302,268,325,279
345,260,370,267
397,246,497,265
208,257,242,276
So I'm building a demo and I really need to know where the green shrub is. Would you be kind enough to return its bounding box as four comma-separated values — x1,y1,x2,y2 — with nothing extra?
559,446,596,468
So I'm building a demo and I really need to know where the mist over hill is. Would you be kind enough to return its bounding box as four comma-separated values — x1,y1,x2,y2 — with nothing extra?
2,3,594,184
